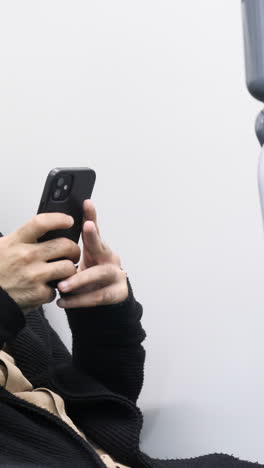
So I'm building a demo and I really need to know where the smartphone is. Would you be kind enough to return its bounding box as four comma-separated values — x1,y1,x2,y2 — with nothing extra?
37,167,96,290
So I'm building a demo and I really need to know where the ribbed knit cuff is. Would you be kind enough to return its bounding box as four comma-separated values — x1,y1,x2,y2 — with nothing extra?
0,287,26,348
65,277,144,345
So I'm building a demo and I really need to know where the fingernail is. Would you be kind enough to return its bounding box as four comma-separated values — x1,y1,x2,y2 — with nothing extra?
57,299,65,307
59,281,69,291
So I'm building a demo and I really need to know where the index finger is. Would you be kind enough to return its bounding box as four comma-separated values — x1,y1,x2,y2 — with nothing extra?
82,199,101,237
10,213,74,244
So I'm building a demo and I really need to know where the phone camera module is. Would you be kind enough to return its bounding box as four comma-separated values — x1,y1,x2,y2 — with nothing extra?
57,177,65,187
54,189,61,199
51,174,73,202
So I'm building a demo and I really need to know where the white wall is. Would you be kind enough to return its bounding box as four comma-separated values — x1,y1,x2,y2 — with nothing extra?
0,0,263,464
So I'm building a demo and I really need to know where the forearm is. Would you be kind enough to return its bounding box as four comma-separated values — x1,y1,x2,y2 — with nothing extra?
0,286,26,350
65,277,147,403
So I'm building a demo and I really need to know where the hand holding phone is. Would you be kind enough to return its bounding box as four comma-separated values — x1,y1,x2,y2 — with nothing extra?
0,212,80,316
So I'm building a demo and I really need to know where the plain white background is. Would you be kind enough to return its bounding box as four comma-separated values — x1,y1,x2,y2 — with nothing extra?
0,0,264,464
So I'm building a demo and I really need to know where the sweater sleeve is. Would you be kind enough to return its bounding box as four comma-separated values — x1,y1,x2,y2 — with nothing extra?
0,287,26,349
64,277,147,404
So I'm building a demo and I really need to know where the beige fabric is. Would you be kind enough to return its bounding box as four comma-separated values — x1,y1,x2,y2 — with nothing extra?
0,345,131,468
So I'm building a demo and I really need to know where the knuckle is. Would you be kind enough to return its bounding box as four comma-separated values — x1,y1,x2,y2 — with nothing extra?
60,237,73,251
62,258,72,267
61,238,79,257
69,238,78,250
19,247,28,262
52,259,70,278
36,264,53,285
72,241,81,258
52,260,75,281
33,214,46,231
20,246,35,263
63,259,76,274
26,267,38,283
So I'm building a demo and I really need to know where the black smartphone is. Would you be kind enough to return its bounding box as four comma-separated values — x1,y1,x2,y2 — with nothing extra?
36,167,96,290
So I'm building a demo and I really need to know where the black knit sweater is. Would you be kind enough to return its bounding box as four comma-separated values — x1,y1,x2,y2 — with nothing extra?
0,275,261,467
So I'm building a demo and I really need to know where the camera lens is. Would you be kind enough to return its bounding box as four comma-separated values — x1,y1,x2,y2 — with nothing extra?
57,177,64,187
54,189,61,199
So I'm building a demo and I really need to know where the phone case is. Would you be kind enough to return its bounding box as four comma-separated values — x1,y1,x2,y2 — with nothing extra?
37,167,96,290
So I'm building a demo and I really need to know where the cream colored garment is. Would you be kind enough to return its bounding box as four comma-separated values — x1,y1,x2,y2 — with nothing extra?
0,345,131,468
